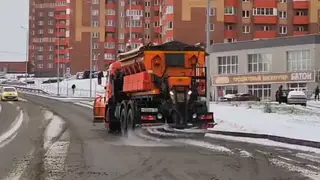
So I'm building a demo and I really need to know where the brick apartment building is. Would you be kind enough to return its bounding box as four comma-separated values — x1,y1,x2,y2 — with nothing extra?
28,0,320,77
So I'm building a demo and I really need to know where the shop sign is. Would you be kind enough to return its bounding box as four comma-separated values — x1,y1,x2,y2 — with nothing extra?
212,71,315,85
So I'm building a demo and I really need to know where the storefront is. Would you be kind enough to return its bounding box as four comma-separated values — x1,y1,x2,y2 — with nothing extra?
211,71,316,101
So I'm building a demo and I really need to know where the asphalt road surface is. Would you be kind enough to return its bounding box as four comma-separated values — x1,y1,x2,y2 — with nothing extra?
0,93,319,180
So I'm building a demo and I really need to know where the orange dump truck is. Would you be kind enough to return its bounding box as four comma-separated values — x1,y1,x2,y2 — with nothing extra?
93,41,215,134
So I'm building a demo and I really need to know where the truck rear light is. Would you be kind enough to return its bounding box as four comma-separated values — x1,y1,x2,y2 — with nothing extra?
141,115,155,121
200,114,213,120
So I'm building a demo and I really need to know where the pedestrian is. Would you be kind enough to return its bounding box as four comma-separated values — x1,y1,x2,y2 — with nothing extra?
315,86,319,101
278,85,283,104
71,84,76,95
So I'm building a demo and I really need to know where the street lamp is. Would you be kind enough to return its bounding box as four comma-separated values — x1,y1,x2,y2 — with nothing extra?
20,26,29,79
206,0,211,106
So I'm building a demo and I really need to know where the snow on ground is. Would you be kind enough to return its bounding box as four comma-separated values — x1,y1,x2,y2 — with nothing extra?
19,77,106,97
209,101,320,142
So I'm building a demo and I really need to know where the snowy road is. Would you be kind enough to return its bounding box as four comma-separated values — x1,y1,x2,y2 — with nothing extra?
0,94,316,180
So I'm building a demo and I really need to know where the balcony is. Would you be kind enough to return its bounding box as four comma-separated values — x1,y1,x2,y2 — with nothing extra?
225,0,238,7
254,31,277,39
154,26,161,33
105,26,116,32
55,5,67,12
253,0,277,8
55,31,66,37
105,3,116,9
224,30,237,38
55,58,67,63
293,16,309,24
293,31,308,36
56,39,68,46
293,1,309,9
105,37,116,42
253,16,277,24
55,49,69,54
56,23,67,29
55,14,67,20
224,15,237,23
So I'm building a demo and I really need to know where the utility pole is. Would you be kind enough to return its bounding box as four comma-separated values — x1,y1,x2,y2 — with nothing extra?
20,26,29,80
57,23,60,96
89,3,93,97
206,0,211,106
129,0,132,44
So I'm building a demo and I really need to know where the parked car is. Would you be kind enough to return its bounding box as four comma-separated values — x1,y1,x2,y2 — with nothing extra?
276,89,291,103
287,91,307,106
219,94,236,101
1,79,27,86
232,93,261,101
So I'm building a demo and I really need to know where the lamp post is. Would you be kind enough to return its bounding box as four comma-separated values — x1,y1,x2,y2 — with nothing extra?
57,23,60,96
20,26,29,79
206,0,211,106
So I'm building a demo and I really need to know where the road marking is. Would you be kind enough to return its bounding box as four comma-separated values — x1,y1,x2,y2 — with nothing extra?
0,109,24,148
18,97,27,102
1,150,35,180
0,132,18,148
270,158,320,180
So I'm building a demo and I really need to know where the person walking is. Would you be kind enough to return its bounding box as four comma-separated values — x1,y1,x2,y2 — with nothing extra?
315,86,319,101
71,84,76,95
278,85,283,104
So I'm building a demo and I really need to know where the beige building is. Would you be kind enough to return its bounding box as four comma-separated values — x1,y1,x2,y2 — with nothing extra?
208,34,320,100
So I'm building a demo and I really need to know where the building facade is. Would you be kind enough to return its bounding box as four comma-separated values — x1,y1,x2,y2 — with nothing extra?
208,35,320,101
28,0,320,76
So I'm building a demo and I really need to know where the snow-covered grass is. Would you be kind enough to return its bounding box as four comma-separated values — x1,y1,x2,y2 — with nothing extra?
209,101,320,142
18,77,106,97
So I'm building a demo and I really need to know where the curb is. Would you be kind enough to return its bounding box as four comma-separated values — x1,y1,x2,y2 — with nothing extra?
208,130,320,149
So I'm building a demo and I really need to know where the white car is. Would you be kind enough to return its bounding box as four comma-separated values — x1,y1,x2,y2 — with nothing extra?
287,91,307,106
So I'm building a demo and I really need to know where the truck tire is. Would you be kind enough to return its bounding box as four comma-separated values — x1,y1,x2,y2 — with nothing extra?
120,109,127,136
127,109,135,130
107,109,119,133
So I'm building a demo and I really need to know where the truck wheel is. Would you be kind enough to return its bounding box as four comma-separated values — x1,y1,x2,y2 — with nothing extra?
120,109,127,136
127,109,135,130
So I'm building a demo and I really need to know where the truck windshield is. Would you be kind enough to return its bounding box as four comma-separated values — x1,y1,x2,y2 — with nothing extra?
3,88,16,92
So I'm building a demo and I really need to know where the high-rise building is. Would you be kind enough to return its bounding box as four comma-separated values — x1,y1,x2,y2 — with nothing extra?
28,0,319,76
168,0,317,44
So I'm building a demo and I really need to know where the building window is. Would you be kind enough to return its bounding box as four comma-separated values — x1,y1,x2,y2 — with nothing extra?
242,25,250,33
260,26,271,31
92,32,99,38
145,12,150,17
48,11,54,17
224,38,237,43
104,53,115,60
286,50,311,71
92,21,99,27
217,86,238,96
106,20,115,26
105,42,115,49
279,11,287,19
37,64,43,68
206,8,215,16
167,21,173,29
120,1,125,6
166,6,174,14
242,10,250,18
119,33,124,39
144,23,150,29
93,43,99,49
48,29,54,34
279,0,287,3
248,84,271,100
247,53,272,72
37,55,43,60
217,56,238,74
206,23,214,31
224,7,236,15
145,1,151,6
105,9,116,15
47,63,53,68
92,10,99,16
287,83,307,91
253,8,277,16
279,26,287,34
92,0,99,4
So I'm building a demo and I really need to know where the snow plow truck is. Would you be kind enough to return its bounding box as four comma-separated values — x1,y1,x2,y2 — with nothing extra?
93,41,215,134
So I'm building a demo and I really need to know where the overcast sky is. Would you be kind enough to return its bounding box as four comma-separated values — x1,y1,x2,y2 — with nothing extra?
0,0,29,61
